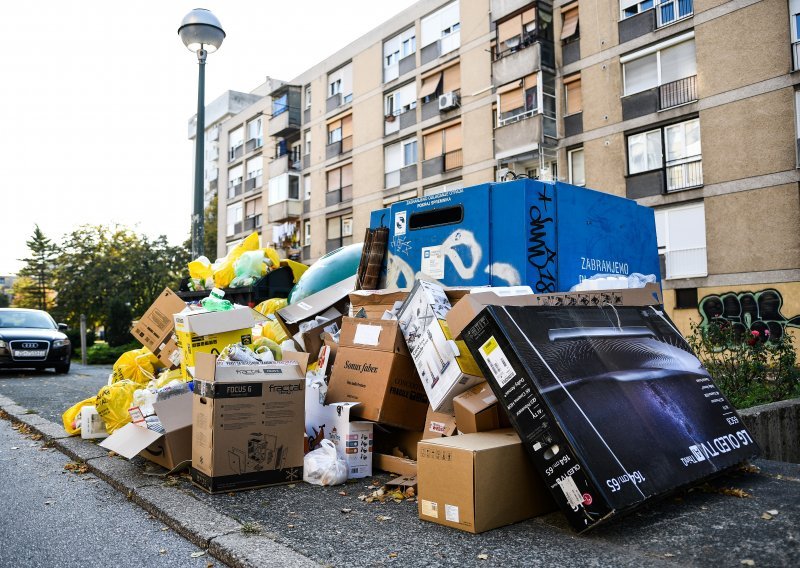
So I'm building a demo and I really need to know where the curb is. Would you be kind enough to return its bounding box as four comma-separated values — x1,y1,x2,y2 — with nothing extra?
0,395,319,568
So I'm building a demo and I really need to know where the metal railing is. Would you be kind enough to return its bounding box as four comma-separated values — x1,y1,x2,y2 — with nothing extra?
666,156,703,192
444,149,463,172
497,107,537,128
656,0,693,28
493,29,540,61
659,75,697,110
228,182,243,199
666,246,707,279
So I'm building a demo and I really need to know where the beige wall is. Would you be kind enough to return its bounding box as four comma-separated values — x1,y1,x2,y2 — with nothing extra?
461,0,490,43
583,133,626,198
705,183,800,275
701,88,796,185
572,0,619,60
696,0,790,98
353,146,384,200
353,43,381,97
581,59,623,132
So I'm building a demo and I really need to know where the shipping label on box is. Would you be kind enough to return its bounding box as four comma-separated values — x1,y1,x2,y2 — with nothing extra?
463,304,759,533
423,406,457,439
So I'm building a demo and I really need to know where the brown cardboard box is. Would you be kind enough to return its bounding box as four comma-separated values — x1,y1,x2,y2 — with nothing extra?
349,289,409,319
452,382,510,434
190,353,305,493
423,406,457,439
417,430,555,533
100,392,192,470
326,317,427,431
130,288,186,368
373,428,422,476
446,283,664,339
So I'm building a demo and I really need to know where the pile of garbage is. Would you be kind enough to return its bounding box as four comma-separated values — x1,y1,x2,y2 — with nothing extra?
62,179,759,535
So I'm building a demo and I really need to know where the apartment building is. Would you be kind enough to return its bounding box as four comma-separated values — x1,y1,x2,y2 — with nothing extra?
188,89,265,208
217,0,800,337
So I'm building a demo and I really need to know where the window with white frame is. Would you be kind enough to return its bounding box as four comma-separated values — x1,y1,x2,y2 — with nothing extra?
568,148,585,186
268,173,301,205
620,0,653,19
305,85,312,109
328,63,353,103
791,0,800,70
304,174,311,200
384,27,415,82
226,202,243,237
421,1,460,54
227,164,243,198
403,138,418,166
304,221,312,246
327,215,354,249
246,158,262,190
228,126,244,161
627,117,702,191
384,139,416,188
655,0,694,27
654,202,707,279
304,130,311,156
247,117,262,148
622,33,696,96
385,82,417,117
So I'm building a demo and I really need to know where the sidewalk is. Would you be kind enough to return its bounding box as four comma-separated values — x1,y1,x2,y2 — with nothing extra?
1,365,799,567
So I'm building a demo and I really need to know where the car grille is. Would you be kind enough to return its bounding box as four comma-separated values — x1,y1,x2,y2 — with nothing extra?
9,340,50,361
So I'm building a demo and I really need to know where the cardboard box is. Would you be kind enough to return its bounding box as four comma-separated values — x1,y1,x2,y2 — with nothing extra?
131,288,186,368
326,317,428,431
376,180,660,291
397,279,483,413
190,353,305,493
418,430,555,533
453,382,510,434
276,275,356,361
100,392,192,470
349,289,409,319
446,283,663,339
175,328,254,380
306,380,373,479
373,427,422,476
423,406,457,439
462,304,760,532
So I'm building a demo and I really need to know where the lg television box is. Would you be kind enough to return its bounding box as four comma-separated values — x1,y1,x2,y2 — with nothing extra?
190,353,305,493
462,304,759,532
131,288,186,368
417,430,555,533
326,317,428,431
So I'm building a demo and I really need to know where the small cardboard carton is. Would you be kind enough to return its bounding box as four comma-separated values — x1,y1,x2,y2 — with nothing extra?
173,305,262,379
417,430,555,533
326,317,428,431
373,427,423,477
276,275,357,361
423,406,457,439
306,381,373,479
349,289,409,319
190,353,305,493
397,279,483,413
462,304,759,532
452,382,510,434
100,393,192,470
130,288,186,368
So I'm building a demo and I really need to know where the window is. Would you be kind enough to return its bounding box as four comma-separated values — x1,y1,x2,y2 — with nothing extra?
329,79,341,97
327,114,353,150
328,63,353,103
327,163,353,201
423,122,462,171
622,34,696,96
304,221,312,246
497,7,536,49
327,215,354,250
244,197,262,228
564,74,582,115
560,5,579,42
403,138,418,166
226,202,243,237
497,73,538,125
228,126,244,161
628,118,702,191
620,0,654,20
383,28,415,82
419,63,459,104
305,85,311,109
674,288,698,309
304,130,311,156
303,174,311,200
385,139,416,187
421,1,460,53
791,0,800,70
628,129,663,174
568,148,585,186
247,117,262,148
654,203,707,279
385,82,417,117
227,164,243,199
268,173,301,205
246,158,262,190
655,0,694,27
328,122,342,144
402,35,416,58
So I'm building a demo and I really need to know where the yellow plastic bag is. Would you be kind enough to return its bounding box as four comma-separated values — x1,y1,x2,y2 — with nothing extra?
252,337,282,360
254,298,288,317
280,259,309,283
62,396,97,436
263,247,281,271
95,380,139,434
188,256,213,280
111,348,158,385
258,318,289,343
150,367,186,390
214,232,260,288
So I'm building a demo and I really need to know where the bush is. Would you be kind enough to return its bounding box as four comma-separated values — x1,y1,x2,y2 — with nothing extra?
75,341,141,365
687,321,800,409
64,328,95,349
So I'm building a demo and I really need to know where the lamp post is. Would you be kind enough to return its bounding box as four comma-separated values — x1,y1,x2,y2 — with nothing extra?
178,8,225,259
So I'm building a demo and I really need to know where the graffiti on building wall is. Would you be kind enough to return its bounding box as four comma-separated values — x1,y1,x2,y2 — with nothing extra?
698,289,800,342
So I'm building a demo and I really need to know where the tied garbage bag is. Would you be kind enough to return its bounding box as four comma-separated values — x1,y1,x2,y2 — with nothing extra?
111,348,159,385
213,232,260,288
62,396,97,436
95,380,139,434
254,298,288,316
263,248,281,272
231,249,265,288
303,439,348,486
189,256,213,280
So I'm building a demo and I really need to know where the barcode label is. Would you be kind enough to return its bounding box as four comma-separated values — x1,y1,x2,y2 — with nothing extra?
421,499,438,518
478,336,515,387
557,475,585,509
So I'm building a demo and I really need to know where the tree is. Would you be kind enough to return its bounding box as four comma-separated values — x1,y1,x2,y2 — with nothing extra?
0,294,9,308
17,225,58,311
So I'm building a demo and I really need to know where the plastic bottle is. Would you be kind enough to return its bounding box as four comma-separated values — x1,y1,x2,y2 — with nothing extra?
201,288,233,311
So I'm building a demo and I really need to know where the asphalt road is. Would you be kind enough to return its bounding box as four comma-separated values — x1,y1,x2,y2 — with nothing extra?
0,411,219,568
2,365,800,567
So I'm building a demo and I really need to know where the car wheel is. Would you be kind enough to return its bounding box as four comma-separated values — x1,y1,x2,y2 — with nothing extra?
55,361,71,374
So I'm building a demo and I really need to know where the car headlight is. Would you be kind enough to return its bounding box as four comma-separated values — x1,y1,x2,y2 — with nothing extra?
0,340,6,349
52,339,70,348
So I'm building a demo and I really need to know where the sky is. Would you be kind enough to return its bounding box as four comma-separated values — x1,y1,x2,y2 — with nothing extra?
0,0,419,274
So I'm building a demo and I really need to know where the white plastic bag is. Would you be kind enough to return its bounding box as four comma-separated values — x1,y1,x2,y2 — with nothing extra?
303,439,348,486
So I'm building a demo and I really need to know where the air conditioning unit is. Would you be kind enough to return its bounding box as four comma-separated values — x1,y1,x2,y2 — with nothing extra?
438,91,460,111
496,167,510,182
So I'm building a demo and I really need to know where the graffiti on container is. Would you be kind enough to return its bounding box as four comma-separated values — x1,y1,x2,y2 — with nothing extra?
698,289,800,342
527,184,556,293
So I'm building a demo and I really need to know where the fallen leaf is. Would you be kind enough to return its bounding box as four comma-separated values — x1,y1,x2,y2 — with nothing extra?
766,509,779,516
288,484,296,489
161,527,169,531
477,553,489,560
338,491,347,496
404,487,415,498
190,551,206,558
741,560,755,566
721,488,751,498
107,451,117,457
341,508,352,514
761,513,773,520
287,524,295,528
376,515,392,522
159,549,167,555
388,552,398,558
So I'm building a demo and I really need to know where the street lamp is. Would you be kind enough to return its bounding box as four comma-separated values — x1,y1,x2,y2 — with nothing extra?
178,8,225,259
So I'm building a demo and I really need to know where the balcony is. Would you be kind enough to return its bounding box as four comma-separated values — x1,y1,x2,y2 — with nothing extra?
422,150,462,178
327,93,342,113
665,246,707,280
493,36,543,87
491,0,532,22
420,31,460,65
384,164,418,189
659,75,697,110
243,214,262,232
326,136,352,160
666,156,703,192
268,199,302,223
494,111,543,158
269,150,302,178
384,107,417,135
245,137,262,153
268,107,301,138
619,0,693,44
227,182,243,199
326,185,353,207
245,176,262,192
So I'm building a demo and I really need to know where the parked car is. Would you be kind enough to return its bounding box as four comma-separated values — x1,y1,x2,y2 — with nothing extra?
0,308,72,373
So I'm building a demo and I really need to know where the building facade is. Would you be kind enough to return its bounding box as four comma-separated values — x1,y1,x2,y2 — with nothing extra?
217,0,800,337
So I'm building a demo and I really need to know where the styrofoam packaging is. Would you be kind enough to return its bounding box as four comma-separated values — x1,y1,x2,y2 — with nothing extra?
80,405,109,439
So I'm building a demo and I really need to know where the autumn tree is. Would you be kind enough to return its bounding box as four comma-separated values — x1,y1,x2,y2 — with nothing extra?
16,225,58,310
